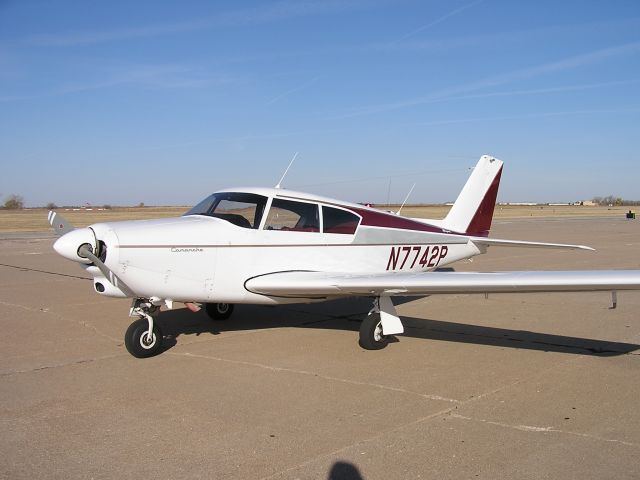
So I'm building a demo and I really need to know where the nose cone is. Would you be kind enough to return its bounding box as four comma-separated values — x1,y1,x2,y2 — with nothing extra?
53,228,96,263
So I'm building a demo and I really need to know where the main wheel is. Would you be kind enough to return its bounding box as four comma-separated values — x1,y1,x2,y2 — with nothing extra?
124,318,163,358
205,303,234,320
359,313,389,350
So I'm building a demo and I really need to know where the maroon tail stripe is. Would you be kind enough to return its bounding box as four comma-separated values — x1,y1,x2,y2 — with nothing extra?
465,166,503,237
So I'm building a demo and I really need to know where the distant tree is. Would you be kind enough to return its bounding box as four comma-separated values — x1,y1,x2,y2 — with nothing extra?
103,204,112,210
138,202,145,208
591,195,637,206
46,202,57,210
4,194,24,209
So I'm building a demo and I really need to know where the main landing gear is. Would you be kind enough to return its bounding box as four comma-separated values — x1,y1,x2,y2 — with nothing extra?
205,302,234,320
359,296,404,350
359,313,387,350
125,299,163,358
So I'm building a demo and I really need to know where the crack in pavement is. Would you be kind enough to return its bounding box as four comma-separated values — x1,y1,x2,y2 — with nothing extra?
0,353,124,377
77,320,122,344
0,298,122,349
169,351,461,404
449,413,640,448
255,349,638,479
256,377,534,480
0,299,53,314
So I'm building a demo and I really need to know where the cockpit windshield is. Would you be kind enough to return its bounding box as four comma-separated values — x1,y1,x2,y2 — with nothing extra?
183,192,268,229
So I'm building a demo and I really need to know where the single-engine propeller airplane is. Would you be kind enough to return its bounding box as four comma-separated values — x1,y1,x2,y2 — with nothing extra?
48,155,640,358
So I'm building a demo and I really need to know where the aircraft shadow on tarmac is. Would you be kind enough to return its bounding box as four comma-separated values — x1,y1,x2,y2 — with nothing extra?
155,296,639,357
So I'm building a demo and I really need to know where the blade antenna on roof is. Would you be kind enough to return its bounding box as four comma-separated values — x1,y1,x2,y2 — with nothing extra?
397,183,416,216
275,151,299,189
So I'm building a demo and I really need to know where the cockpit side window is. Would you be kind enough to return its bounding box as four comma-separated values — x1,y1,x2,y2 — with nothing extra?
184,195,217,217
264,198,320,232
183,192,267,229
322,206,360,234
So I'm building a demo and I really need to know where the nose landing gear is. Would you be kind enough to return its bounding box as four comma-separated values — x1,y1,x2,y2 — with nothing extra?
124,299,163,358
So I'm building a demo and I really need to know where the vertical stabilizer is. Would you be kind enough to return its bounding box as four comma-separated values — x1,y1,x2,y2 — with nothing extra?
442,155,503,236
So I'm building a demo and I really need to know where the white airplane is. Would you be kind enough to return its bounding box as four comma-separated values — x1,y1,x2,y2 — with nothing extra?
48,155,640,358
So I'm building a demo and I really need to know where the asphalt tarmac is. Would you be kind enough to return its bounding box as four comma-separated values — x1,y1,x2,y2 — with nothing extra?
1,217,639,479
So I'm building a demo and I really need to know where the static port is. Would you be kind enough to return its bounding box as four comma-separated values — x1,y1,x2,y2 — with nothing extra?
95,282,105,293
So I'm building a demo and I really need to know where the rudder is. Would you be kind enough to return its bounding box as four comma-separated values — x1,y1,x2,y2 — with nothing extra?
442,155,503,237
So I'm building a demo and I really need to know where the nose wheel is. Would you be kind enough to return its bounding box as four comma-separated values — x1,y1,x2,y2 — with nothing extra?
125,300,163,358
125,318,164,358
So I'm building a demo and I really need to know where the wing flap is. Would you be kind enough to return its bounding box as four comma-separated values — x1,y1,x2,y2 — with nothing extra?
245,270,640,298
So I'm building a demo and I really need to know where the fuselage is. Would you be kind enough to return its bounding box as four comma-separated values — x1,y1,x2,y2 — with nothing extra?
69,187,483,305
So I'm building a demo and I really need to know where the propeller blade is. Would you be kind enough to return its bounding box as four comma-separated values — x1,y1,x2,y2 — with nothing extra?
47,210,74,236
78,245,136,297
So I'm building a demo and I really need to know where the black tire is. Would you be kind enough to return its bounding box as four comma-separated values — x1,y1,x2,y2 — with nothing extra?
124,318,164,358
359,313,389,350
205,303,234,320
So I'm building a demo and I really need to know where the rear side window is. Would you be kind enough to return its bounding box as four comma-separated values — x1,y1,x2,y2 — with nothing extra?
322,206,359,234
264,198,320,232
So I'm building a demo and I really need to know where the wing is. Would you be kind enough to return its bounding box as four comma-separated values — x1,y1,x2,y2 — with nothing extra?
245,270,640,298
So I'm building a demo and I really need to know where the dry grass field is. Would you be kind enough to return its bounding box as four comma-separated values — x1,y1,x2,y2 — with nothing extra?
0,204,633,233
0,206,187,232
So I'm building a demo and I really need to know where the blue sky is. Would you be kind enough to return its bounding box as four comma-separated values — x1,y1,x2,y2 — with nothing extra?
1,0,639,207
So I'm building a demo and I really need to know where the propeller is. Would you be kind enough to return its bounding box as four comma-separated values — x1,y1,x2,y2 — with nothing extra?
47,210,136,297
47,210,74,236
77,244,135,297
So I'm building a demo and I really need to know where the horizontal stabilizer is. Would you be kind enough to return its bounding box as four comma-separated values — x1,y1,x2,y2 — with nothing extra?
470,237,594,251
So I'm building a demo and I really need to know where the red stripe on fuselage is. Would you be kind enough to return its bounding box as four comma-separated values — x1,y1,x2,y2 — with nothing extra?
350,207,449,234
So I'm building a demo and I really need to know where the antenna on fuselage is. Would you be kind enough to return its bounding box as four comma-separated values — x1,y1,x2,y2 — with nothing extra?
275,151,299,189
396,183,416,216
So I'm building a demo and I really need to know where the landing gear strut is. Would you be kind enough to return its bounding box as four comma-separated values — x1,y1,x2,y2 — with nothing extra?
125,299,163,358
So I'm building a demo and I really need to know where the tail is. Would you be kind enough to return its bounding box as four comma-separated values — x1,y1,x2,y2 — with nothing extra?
441,155,503,237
